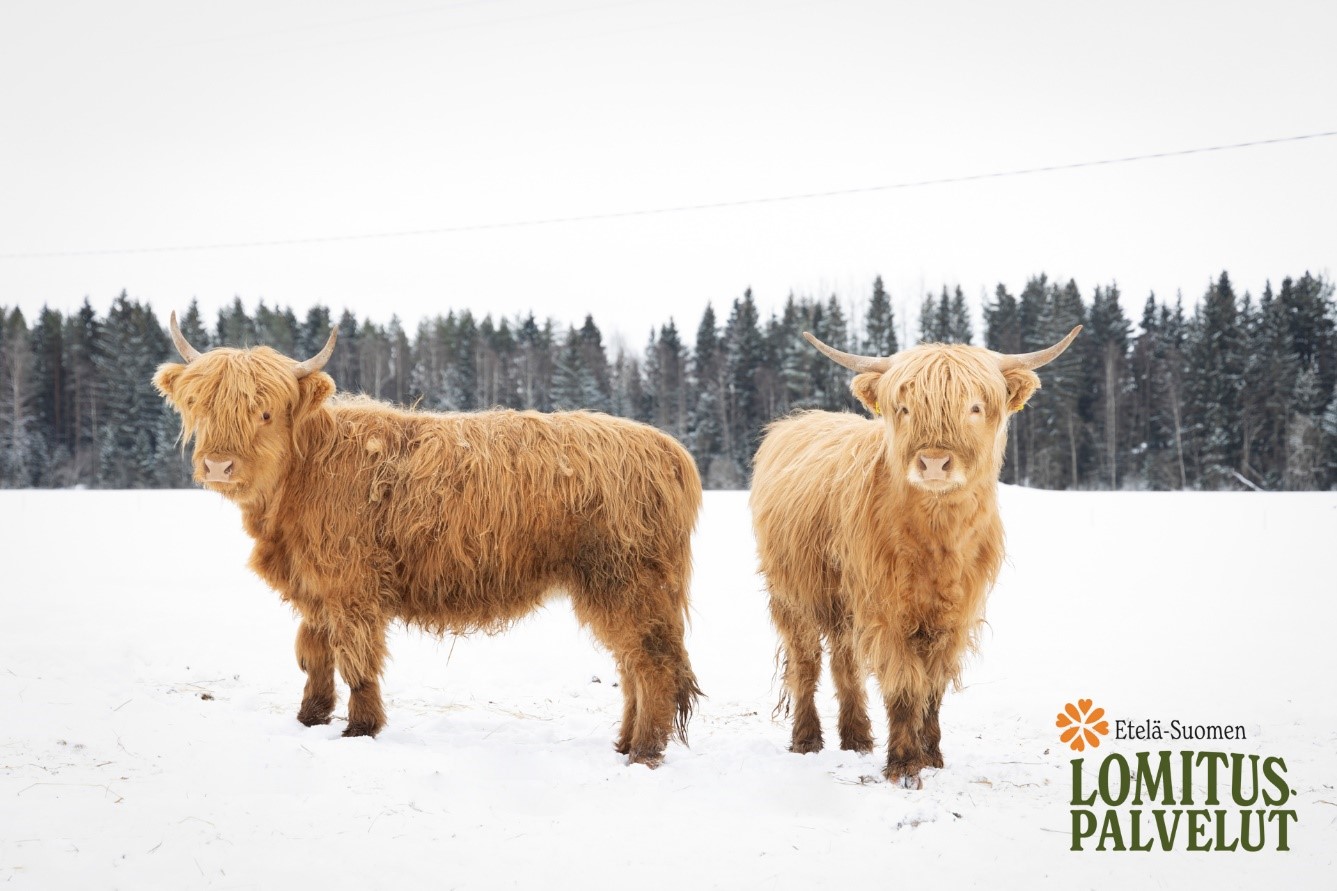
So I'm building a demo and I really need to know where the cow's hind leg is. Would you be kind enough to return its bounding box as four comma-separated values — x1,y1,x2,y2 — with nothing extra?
771,599,824,754
572,585,698,768
612,661,636,756
295,620,336,726
828,615,873,753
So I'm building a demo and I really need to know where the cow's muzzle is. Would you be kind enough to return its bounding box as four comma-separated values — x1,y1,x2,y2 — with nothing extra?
908,449,964,490
201,455,237,483
917,452,951,481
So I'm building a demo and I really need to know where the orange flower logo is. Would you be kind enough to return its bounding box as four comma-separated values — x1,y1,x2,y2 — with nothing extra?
1056,699,1109,751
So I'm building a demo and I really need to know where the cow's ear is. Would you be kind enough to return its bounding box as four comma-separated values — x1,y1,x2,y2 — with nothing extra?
850,372,883,416
294,371,335,420
1003,367,1041,413
154,363,185,400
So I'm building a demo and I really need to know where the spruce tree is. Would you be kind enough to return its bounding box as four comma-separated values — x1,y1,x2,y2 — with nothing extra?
1027,279,1086,488
1238,284,1296,487
947,285,973,344
0,308,38,486
31,307,68,484
253,301,296,354
179,299,212,352
442,310,479,411
985,284,1023,482
864,276,897,356
723,290,764,484
216,297,256,347
515,313,553,411
96,294,184,487
1184,272,1244,488
552,325,598,411
63,299,104,484
299,304,333,359
812,295,855,411
1085,284,1132,488
688,304,725,482
576,315,612,413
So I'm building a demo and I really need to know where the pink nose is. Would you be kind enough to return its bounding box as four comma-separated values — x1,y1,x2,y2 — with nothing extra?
917,453,951,481
203,457,235,482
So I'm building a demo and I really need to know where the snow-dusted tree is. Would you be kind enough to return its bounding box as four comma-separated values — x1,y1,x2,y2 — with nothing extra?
96,294,185,487
215,297,256,347
1183,272,1244,488
1085,284,1132,489
688,303,726,482
645,320,688,440
723,290,764,483
1026,279,1086,488
515,313,554,412
864,276,897,356
0,308,39,486
30,307,69,485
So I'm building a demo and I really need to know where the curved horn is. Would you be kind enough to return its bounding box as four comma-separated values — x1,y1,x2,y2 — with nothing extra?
169,311,202,363
293,328,337,378
995,325,1083,372
802,331,893,374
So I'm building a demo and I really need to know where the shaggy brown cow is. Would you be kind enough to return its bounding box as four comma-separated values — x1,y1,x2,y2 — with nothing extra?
155,315,702,767
750,326,1080,787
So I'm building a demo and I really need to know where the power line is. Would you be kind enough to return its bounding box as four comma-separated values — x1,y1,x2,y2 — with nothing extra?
4,129,1334,261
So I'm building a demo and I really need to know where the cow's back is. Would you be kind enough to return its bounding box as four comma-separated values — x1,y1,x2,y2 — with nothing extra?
277,402,700,632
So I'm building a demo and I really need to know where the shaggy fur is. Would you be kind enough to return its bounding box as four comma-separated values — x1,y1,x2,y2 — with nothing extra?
751,340,1057,787
155,342,703,767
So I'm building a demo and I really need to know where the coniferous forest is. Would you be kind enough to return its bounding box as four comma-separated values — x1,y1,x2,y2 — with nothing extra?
1,270,1334,491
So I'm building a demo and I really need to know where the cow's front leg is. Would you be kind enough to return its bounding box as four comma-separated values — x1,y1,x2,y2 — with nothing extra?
882,690,931,789
295,620,336,726
921,686,946,769
329,616,389,738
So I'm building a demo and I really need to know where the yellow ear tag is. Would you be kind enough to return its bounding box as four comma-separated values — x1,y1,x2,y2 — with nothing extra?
873,401,881,416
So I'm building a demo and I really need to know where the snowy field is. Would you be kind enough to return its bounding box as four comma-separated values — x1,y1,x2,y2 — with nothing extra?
2,487,1335,889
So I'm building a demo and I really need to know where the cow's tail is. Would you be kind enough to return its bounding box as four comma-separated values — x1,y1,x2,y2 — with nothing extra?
673,662,704,746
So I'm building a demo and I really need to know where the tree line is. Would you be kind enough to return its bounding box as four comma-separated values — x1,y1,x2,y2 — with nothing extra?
1,270,1334,491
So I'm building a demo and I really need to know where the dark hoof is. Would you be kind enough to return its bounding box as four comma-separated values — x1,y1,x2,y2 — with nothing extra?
884,759,927,789
628,750,664,769
297,706,333,727
790,735,824,755
614,739,632,756
341,722,381,738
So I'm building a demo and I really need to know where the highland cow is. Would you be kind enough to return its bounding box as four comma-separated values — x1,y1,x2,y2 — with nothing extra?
155,315,702,767
750,326,1080,787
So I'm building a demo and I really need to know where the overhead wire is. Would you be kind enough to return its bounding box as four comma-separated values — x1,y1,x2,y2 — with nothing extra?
2,130,1333,260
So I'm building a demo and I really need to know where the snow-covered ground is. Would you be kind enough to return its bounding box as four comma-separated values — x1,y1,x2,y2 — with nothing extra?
2,488,1334,889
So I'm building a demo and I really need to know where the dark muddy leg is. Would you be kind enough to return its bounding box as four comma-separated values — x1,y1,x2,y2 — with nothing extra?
828,617,873,753
330,619,389,738
623,620,696,768
572,594,697,768
883,691,931,789
295,621,336,726
921,687,945,769
771,600,824,754
613,662,636,756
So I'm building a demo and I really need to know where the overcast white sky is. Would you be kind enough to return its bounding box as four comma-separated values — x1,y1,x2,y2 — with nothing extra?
2,0,1334,347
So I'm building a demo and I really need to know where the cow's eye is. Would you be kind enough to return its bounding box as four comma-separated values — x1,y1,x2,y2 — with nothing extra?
898,406,909,417
261,411,272,422
970,404,983,415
